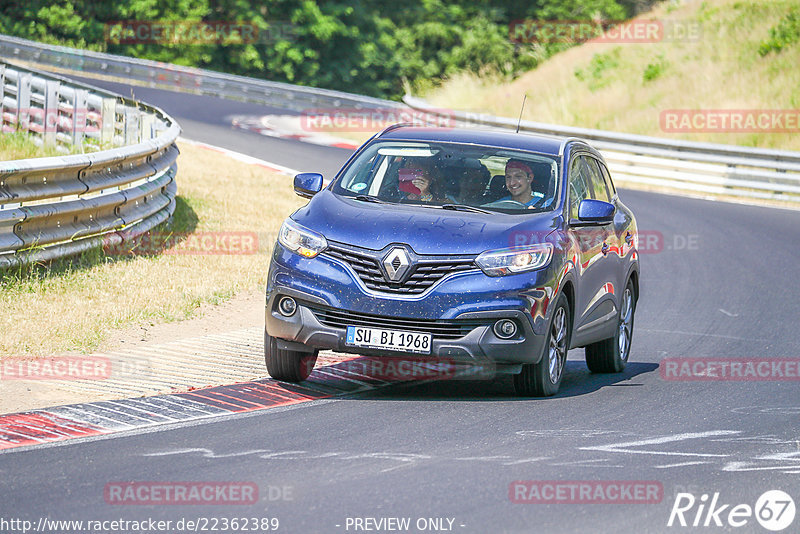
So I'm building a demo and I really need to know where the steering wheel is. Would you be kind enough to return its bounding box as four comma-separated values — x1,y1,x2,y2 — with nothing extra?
482,199,528,209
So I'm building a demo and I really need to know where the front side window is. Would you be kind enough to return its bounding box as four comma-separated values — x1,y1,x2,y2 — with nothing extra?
598,161,617,197
568,156,593,220
584,157,611,202
332,141,560,214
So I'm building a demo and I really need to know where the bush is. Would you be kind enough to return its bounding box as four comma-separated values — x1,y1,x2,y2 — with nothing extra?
642,54,668,82
574,48,621,91
758,7,800,56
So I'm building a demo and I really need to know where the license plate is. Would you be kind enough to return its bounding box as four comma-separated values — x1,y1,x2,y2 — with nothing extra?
345,326,432,354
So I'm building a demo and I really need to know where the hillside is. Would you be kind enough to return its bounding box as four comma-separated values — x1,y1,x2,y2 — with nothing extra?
423,0,800,151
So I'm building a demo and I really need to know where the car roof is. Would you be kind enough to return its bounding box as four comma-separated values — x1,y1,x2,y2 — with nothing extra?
376,124,580,156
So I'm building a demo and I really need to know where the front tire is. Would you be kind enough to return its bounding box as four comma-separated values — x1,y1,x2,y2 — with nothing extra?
264,330,318,382
513,293,571,397
585,279,635,373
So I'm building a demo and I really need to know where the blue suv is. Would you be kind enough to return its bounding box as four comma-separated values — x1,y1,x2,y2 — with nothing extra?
265,125,639,396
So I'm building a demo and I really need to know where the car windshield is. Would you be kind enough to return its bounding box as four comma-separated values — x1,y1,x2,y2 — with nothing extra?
332,141,560,214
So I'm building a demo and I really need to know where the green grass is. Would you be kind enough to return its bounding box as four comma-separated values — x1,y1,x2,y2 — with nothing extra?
0,129,106,160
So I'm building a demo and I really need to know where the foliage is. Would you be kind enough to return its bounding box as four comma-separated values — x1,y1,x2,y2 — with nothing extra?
0,0,631,100
574,48,621,91
758,6,800,56
642,54,668,82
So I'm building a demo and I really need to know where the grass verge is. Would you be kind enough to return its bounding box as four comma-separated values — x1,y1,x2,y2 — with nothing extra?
0,141,304,357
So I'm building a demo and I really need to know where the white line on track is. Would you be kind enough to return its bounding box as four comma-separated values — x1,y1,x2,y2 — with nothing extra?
579,430,741,457
179,137,301,175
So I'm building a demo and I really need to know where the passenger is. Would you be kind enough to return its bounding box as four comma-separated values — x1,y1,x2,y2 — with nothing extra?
503,159,545,207
454,166,490,205
400,161,446,203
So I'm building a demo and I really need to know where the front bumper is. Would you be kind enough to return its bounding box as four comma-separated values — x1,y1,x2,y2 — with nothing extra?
266,291,548,372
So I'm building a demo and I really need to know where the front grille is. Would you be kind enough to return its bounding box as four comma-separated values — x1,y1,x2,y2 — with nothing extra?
308,305,486,340
323,243,477,295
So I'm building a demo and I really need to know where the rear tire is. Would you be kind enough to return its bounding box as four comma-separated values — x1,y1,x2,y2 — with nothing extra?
513,293,571,397
264,330,318,382
585,279,635,373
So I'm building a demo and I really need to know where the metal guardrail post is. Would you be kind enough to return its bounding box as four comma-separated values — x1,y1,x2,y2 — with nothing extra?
123,106,140,146
42,78,58,146
140,112,154,142
100,97,115,146
17,71,31,134
70,87,89,146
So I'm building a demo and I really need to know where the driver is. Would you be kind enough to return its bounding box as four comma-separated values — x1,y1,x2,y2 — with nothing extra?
503,159,545,207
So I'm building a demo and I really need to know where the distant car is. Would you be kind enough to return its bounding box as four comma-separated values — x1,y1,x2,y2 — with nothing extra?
264,125,639,396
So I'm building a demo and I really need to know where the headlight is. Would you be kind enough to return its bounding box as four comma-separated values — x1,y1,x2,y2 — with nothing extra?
277,218,327,258
475,243,553,276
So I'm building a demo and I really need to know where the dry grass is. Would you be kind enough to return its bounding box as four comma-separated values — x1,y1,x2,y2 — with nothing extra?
0,141,304,357
425,0,800,150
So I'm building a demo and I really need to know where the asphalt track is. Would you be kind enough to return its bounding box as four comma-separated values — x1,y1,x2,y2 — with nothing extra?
1,79,800,533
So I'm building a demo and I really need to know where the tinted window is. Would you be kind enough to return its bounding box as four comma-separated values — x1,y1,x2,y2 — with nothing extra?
598,161,616,197
568,156,593,220
585,157,611,202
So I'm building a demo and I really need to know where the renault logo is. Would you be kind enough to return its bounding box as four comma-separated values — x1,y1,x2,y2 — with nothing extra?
382,247,411,283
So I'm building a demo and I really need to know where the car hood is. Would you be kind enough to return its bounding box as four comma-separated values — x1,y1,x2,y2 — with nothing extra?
290,190,560,255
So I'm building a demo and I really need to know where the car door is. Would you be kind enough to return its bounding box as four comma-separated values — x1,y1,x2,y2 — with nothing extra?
567,154,617,344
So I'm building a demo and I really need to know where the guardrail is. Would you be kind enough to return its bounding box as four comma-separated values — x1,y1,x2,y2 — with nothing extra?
0,61,179,269
403,96,800,204
2,32,798,205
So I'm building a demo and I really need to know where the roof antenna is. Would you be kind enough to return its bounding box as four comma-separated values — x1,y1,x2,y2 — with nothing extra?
515,94,527,133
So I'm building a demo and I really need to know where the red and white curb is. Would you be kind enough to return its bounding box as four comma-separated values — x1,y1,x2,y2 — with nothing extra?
0,353,393,452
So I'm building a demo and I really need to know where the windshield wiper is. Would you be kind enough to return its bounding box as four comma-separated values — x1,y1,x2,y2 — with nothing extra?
352,194,386,204
440,204,491,214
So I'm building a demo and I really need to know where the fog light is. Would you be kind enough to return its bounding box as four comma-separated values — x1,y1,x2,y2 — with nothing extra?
494,319,517,339
278,296,297,317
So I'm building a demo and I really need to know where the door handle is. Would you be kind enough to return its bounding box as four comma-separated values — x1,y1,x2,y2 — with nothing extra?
601,243,610,255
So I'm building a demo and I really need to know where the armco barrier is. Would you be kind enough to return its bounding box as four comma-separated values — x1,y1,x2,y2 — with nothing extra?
0,61,179,269
401,96,800,204
2,33,798,205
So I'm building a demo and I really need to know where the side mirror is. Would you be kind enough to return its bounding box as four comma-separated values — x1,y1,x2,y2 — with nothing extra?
573,199,615,225
293,173,324,199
